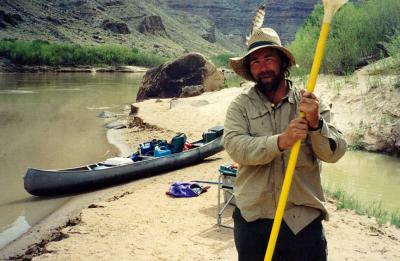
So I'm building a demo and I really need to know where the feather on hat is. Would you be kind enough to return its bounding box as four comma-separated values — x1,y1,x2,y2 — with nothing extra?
245,5,266,46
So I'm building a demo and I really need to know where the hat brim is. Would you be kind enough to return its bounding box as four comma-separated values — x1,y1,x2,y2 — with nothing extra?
229,45,296,82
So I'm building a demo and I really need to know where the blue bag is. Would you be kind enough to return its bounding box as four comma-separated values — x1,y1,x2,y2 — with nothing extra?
140,142,153,156
170,133,187,154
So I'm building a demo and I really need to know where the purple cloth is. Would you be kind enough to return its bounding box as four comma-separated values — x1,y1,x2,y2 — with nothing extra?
167,182,203,197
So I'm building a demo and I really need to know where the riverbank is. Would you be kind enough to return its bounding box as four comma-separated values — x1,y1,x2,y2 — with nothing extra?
2,86,400,260
0,60,148,73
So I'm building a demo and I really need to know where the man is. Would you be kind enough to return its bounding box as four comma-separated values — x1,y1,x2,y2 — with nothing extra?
223,27,347,261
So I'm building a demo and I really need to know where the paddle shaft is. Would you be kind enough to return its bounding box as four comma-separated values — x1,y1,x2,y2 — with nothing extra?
263,22,331,261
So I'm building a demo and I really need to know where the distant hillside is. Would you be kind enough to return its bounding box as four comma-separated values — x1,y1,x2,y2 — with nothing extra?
0,0,319,59
165,0,320,44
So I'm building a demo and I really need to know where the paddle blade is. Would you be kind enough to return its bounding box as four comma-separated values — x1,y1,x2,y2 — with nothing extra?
322,0,348,23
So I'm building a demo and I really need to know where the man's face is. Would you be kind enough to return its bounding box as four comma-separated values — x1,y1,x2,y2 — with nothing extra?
249,48,284,92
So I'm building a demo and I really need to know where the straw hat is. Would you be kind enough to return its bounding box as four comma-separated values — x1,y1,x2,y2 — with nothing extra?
229,27,296,82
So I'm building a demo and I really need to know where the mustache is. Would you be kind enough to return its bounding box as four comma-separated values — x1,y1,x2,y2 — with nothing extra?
258,71,275,78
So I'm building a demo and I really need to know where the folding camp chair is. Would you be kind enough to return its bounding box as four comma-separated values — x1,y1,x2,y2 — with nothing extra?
217,164,237,229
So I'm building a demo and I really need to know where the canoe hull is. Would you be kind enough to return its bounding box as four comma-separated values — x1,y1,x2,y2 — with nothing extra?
24,135,223,196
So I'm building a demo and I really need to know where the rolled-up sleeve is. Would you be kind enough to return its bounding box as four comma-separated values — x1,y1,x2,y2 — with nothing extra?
309,99,347,163
223,96,282,166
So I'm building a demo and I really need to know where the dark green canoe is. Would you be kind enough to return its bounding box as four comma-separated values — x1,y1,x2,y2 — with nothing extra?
24,126,224,196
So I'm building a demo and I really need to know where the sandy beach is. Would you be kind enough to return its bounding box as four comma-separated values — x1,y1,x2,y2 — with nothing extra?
1,85,400,261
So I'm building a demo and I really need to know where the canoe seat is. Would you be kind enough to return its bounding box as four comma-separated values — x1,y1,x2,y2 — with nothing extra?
104,157,133,166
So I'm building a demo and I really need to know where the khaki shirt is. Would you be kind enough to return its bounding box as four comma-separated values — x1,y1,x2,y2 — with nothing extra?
223,83,347,234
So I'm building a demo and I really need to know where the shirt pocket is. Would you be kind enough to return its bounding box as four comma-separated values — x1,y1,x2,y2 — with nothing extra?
247,109,273,137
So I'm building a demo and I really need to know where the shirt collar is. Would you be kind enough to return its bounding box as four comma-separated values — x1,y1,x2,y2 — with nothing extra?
249,80,295,107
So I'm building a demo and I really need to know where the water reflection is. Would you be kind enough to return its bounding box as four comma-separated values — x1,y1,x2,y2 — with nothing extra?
0,72,142,249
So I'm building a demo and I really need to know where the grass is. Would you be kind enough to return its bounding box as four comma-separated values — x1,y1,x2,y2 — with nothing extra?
324,186,400,228
224,73,242,88
347,143,365,151
365,56,400,75
327,75,343,95
0,39,166,67
210,53,235,68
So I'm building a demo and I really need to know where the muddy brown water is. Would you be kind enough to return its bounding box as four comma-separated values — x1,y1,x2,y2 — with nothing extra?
0,72,142,249
322,150,400,212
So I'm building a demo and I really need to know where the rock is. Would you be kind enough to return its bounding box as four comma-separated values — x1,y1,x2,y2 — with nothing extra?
0,10,23,28
180,85,204,98
98,111,117,118
130,105,139,115
93,34,103,42
46,16,63,25
201,24,216,43
105,121,127,129
201,32,216,43
71,0,87,6
138,15,166,36
121,105,131,112
357,118,400,157
104,0,124,7
136,53,225,101
101,20,130,34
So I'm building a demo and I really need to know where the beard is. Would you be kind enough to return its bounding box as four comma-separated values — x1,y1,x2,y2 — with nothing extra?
255,70,284,94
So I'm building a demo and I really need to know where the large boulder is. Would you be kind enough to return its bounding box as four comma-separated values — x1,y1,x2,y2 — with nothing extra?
136,53,225,101
138,15,166,36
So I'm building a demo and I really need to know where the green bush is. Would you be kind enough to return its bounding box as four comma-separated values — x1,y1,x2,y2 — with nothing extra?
386,32,400,58
0,39,165,67
210,53,235,68
289,0,400,75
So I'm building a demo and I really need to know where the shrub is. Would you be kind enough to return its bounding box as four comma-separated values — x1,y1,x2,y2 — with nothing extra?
289,0,400,75
210,53,235,68
0,39,165,67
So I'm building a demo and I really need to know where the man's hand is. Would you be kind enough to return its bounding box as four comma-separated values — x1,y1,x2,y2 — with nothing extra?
278,118,309,150
299,89,320,129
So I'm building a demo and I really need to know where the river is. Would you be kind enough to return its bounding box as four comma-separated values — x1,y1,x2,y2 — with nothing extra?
0,72,142,249
0,72,399,251
322,150,400,212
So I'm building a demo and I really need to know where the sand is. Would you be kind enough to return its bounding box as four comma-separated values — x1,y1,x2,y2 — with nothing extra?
1,85,400,261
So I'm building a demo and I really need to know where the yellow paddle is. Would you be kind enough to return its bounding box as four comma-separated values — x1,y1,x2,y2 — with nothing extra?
264,0,348,260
